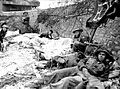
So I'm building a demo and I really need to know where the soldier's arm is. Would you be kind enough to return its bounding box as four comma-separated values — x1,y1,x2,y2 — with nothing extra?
109,61,120,78
77,57,88,71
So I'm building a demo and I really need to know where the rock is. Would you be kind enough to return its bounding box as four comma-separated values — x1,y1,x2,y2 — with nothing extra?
25,78,44,89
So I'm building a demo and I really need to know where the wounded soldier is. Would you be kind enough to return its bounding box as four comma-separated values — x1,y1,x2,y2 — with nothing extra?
45,51,86,69
42,48,119,89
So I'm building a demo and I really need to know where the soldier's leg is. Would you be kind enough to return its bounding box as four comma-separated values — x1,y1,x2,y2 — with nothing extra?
0,42,4,52
87,76,105,89
43,76,83,89
1,43,4,52
44,66,78,84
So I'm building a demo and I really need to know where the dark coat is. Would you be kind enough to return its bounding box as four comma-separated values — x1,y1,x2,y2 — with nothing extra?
22,17,30,25
39,32,52,39
78,56,114,81
0,29,7,43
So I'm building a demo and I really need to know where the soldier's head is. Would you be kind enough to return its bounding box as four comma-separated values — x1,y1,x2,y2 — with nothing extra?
95,48,114,63
23,12,28,17
48,30,53,35
73,28,83,37
1,22,9,31
97,51,106,62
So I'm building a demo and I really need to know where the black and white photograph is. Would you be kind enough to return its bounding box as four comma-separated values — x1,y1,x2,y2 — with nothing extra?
0,0,120,89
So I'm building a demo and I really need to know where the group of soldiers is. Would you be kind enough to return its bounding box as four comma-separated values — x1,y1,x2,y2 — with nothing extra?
0,11,57,52
0,12,32,52
36,28,120,89
0,11,120,89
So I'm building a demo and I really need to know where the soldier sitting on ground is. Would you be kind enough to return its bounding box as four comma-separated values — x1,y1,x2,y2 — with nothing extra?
71,28,90,53
20,12,33,34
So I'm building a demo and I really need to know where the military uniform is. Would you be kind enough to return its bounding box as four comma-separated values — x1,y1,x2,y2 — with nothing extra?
39,30,53,39
42,49,115,89
20,12,32,34
0,28,7,43
0,24,8,51
72,29,89,53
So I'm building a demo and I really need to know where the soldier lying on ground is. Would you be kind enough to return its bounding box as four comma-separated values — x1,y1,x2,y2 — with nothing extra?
41,48,119,89
39,30,53,39
45,51,86,69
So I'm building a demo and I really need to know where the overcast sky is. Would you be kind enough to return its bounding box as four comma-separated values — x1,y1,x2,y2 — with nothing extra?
38,0,74,9
38,0,53,9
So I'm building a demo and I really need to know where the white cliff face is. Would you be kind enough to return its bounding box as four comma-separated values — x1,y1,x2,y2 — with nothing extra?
38,0,83,9
0,32,73,89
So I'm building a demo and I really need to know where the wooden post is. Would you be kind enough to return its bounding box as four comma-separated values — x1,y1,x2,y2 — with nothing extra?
0,0,3,13
89,27,97,43
84,27,98,55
